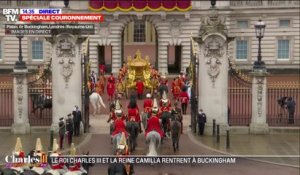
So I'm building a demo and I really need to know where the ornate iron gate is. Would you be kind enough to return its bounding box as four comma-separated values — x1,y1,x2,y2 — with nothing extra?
82,38,90,132
267,82,300,126
228,61,252,126
28,60,52,126
0,82,13,126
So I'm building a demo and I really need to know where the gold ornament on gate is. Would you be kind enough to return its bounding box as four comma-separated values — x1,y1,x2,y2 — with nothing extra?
126,50,152,89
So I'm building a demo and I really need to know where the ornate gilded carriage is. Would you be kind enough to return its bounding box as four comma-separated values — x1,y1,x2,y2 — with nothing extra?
125,50,153,90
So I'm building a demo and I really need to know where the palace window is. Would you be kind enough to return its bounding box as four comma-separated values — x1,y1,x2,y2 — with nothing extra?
237,20,249,29
0,0,11,6
277,39,290,59
279,19,290,27
17,0,34,6
32,40,43,60
236,40,248,59
133,20,146,42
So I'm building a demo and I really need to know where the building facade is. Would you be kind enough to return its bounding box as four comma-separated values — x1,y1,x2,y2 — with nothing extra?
0,0,299,75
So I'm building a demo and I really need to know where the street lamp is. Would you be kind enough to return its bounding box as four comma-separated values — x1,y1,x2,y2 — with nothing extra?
64,0,69,8
14,31,27,69
253,19,266,69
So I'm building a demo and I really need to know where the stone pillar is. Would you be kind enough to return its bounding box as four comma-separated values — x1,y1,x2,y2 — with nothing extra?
195,9,234,135
46,33,85,132
197,33,229,135
11,69,30,134
250,68,269,134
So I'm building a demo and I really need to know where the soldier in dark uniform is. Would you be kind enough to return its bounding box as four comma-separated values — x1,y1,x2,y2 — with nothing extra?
58,117,65,149
66,113,74,146
197,109,207,136
171,102,183,134
72,106,82,136
286,97,296,124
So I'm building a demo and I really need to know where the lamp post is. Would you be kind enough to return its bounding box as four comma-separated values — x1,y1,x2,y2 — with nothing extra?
253,19,266,69
14,33,27,69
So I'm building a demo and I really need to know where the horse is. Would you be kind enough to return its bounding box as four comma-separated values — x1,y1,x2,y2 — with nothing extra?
30,94,52,118
160,111,171,137
89,92,106,116
145,131,161,156
141,112,149,131
170,118,182,152
111,132,123,154
126,121,139,152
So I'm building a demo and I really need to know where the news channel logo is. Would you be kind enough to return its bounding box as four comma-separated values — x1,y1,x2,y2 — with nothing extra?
4,153,48,168
2,8,61,22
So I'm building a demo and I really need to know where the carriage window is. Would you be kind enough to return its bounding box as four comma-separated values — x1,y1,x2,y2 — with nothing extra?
133,20,146,42
32,40,43,60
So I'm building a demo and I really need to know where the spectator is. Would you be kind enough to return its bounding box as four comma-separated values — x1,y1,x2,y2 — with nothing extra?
286,97,296,124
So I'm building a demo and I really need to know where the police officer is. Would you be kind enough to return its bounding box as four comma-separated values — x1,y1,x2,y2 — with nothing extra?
197,109,206,136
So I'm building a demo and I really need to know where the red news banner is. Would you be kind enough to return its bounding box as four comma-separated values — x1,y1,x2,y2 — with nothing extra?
19,14,104,22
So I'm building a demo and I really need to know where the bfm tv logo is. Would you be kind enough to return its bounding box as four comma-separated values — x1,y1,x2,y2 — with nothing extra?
2,9,19,22
5,154,48,167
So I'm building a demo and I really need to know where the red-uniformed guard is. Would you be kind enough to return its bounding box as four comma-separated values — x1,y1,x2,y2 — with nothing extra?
143,93,153,116
107,81,115,102
173,78,182,101
159,91,171,112
111,101,128,138
136,78,144,100
179,87,189,115
108,73,115,84
127,106,140,123
50,139,66,173
145,99,164,139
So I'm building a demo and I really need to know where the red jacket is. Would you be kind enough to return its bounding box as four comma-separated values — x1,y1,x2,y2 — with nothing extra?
136,81,144,94
143,99,153,113
179,91,189,104
99,64,106,74
145,116,164,138
108,75,115,84
159,100,171,109
107,82,115,96
68,162,81,171
127,107,140,122
111,119,128,138
173,85,181,96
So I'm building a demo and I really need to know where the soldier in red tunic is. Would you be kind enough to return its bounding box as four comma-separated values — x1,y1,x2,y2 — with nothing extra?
145,99,164,140
136,78,144,100
128,99,141,132
179,86,189,115
143,93,153,118
107,81,115,102
108,73,115,84
111,107,129,138
173,78,182,101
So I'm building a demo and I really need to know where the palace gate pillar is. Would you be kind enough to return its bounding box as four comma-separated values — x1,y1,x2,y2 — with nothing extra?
12,69,30,134
46,33,86,132
250,69,269,134
195,10,233,135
